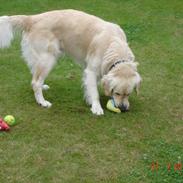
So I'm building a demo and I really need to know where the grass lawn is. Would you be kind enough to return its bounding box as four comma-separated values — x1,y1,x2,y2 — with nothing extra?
0,0,183,182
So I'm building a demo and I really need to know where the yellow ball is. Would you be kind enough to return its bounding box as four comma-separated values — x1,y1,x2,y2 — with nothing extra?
106,99,121,113
4,115,16,126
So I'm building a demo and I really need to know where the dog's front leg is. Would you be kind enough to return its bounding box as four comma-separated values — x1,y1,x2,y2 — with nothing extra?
83,69,104,115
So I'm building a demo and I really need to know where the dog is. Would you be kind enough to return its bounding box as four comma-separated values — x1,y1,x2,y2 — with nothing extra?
0,10,141,115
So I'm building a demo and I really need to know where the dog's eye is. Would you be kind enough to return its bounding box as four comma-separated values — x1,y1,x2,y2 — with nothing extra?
115,92,121,96
124,94,130,97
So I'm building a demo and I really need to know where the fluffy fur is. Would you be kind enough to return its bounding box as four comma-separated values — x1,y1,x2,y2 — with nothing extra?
0,10,141,115
0,16,13,48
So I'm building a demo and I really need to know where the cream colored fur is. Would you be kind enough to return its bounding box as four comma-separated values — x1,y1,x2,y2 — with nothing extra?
0,10,141,115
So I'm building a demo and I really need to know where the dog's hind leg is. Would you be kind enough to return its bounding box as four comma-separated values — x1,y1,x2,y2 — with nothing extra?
31,53,56,108
21,31,62,107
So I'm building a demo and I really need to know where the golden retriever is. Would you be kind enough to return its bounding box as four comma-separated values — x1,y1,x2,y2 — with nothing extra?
0,10,141,115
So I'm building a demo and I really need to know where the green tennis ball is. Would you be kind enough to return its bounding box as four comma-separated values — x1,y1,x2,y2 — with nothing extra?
106,99,121,113
4,115,16,126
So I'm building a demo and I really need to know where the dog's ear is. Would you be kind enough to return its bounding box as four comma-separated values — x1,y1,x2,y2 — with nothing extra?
135,73,142,95
101,75,112,96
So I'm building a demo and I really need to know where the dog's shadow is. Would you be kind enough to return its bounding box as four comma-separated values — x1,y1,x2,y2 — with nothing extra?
100,94,108,109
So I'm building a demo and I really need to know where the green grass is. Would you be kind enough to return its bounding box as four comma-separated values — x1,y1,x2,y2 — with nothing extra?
0,0,183,182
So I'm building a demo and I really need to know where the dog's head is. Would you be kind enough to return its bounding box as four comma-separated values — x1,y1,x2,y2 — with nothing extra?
102,62,141,111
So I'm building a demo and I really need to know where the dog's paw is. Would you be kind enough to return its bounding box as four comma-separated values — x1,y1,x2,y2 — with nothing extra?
42,84,50,91
39,100,52,108
91,103,104,115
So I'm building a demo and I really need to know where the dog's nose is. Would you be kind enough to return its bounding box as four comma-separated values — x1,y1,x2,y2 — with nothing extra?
119,104,129,112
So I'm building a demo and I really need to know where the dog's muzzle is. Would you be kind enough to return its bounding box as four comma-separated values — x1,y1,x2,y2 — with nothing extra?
112,97,129,112
119,103,129,112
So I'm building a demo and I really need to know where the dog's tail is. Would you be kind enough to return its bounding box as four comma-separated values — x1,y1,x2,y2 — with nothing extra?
0,15,28,48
